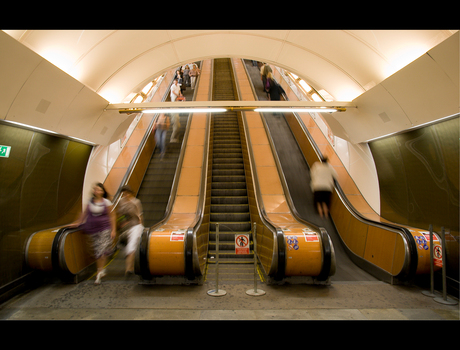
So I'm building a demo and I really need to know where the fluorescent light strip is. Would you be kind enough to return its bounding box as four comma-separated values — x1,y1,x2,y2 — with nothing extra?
3,120,95,145
254,108,337,113
366,113,459,142
143,108,227,114
4,120,58,134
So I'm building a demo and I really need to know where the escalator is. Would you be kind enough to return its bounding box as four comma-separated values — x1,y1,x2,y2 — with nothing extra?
26,59,335,285
25,65,201,282
137,71,198,227
242,60,376,282
242,59,427,284
138,58,334,284
206,59,254,282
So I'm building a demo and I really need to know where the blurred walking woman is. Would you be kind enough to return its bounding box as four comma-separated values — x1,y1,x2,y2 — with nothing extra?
71,183,116,284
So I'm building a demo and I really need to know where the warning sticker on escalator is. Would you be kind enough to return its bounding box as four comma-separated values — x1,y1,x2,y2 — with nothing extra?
171,230,185,241
302,228,319,242
304,233,319,242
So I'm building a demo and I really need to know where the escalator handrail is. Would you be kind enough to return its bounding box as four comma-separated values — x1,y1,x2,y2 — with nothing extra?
52,226,87,276
184,111,211,279
184,61,211,278
182,62,212,279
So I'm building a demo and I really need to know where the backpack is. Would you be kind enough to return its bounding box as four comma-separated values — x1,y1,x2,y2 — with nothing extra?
265,78,271,91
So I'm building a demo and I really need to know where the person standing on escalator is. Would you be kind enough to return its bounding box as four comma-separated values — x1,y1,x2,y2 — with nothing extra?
183,64,191,87
169,79,182,144
265,72,285,101
189,64,200,90
154,113,170,159
310,156,337,219
170,78,182,102
260,63,272,99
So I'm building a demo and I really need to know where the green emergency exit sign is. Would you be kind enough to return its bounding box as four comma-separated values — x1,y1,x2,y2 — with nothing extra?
0,145,11,158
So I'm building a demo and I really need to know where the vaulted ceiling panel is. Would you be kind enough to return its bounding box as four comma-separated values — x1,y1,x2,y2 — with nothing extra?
55,86,113,141
0,32,42,119
381,53,458,125
277,42,365,101
5,59,84,130
337,84,411,143
72,30,173,92
97,43,180,102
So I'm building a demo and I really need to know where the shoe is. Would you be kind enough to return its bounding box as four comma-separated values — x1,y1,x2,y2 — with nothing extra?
94,269,106,285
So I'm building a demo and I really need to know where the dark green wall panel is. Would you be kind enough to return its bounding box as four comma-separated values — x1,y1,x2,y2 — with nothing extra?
369,116,459,288
0,123,92,292
369,116,459,233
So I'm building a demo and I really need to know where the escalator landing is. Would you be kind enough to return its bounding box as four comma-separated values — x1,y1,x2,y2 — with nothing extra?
1,267,457,320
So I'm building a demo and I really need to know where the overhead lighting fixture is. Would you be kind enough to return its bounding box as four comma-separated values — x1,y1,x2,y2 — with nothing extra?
254,108,338,113
4,120,58,134
142,108,227,114
2,120,94,145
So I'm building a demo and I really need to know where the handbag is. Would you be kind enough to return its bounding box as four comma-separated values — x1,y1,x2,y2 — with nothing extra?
177,96,186,101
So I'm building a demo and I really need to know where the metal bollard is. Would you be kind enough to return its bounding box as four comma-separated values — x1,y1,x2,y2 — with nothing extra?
422,224,437,297
433,227,457,305
207,223,226,297
246,223,265,296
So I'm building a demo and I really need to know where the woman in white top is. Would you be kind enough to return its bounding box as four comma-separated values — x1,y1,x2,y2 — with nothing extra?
310,156,337,218
170,79,181,102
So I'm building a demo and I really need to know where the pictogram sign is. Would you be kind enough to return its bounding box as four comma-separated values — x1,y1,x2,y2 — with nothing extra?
0,145,11,158
433,244,443,267
235,234,250,254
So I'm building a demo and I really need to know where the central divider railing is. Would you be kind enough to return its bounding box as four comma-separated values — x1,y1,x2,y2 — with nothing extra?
421,224,458,305
207,222,266,297
246,222,266,296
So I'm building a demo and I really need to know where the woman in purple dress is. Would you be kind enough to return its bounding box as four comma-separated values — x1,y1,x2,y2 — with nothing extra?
71,183,116,284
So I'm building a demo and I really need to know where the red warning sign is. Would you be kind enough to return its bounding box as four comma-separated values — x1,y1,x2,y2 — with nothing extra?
170,230,185,241
235,234,250,254
433,244,443,267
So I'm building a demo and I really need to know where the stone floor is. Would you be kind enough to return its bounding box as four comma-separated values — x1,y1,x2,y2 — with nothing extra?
1,253,458,321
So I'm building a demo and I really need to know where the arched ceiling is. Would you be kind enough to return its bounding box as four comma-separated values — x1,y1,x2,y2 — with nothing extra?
1,29,457,146
4,29,456,103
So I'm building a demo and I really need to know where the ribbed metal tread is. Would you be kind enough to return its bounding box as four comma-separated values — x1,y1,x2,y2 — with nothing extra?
205,58,254,283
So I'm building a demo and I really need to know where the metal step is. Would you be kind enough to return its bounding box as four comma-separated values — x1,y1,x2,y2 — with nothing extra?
206,58,254,284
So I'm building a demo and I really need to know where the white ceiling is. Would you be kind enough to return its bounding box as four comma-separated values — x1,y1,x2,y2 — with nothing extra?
4,29,455,102
1,29,458,145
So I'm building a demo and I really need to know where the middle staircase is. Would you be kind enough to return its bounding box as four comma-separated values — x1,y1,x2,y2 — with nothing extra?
206,58,256,283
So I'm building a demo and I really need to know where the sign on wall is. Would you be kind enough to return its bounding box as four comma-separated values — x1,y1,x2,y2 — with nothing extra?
0,145,11,158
